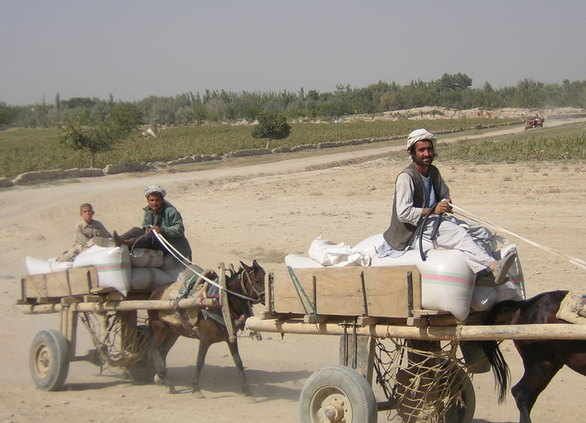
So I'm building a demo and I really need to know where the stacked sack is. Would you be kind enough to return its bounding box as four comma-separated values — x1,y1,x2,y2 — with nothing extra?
128,248,184,291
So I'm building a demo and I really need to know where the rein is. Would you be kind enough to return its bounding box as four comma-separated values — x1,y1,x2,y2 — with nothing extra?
450,203,586,272
152,231,259,302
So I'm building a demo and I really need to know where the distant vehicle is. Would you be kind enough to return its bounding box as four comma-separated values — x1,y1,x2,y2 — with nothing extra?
525,115,545,130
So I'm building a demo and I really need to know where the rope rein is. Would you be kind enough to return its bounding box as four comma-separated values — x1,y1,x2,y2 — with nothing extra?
449,203,586,271
152,231,259,302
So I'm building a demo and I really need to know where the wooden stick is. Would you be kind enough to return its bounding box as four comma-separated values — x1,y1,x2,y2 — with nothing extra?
16,297,201,314
245,317,586,341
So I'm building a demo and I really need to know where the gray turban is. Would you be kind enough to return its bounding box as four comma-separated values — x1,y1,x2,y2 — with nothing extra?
144,185,166,198
407,129,436,150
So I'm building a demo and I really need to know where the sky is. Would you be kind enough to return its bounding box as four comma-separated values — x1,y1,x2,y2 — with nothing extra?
1,0,585,105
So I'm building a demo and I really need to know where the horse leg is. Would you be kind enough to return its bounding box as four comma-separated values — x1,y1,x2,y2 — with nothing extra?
149,320,178,394
227,340,251,397
511,343,563,423
192,340,211,398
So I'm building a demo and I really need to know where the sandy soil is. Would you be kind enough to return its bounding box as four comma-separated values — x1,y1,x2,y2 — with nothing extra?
1,119,585,423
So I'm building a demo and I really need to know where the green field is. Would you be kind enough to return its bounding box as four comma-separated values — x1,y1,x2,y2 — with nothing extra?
0,117,516,177
434,123,586,163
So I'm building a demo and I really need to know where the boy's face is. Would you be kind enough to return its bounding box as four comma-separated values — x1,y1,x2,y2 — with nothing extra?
80,207,94,224
146,194,163,212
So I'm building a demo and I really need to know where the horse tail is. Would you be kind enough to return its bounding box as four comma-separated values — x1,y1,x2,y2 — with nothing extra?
481,340,509,403
479,299,524,403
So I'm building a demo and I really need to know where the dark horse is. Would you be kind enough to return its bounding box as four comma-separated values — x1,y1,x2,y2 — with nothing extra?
147,260,265,396
481,290,586,423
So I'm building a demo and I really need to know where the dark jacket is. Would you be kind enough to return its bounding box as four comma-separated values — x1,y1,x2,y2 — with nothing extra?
142,200,192,260
383,163,449,250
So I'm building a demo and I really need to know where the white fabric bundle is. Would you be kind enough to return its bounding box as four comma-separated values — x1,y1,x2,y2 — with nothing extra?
25,257,73,275
308,237,369,267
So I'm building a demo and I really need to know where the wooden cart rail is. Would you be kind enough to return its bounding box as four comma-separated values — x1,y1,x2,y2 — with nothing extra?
16,297,201,314
246,317,586,341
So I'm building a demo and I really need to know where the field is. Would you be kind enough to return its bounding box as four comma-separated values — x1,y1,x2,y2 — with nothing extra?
0,117,516,177
1,119,586,423
438,123,586,163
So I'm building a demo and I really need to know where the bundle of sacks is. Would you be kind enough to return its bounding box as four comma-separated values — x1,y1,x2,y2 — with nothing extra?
285,235,525,321
25,246,183,297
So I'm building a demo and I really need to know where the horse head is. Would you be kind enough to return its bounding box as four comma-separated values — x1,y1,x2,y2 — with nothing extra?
238,259,266,305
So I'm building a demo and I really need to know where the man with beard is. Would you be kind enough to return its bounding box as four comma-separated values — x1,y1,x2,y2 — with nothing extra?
380,128,508,282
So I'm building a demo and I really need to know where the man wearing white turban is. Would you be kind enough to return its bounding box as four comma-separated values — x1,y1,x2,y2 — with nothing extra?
381,129,505,281
114,185,192,263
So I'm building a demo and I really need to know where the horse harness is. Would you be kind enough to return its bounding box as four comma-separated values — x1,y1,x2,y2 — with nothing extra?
173,267,259,333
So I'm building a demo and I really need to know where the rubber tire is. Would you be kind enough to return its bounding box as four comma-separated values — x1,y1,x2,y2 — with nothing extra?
29,329,70,391
299,366,377,423
444,371,476,423
126,325,155,384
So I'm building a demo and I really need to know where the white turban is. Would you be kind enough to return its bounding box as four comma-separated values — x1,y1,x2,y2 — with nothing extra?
407,129,436,151
144,185,166,198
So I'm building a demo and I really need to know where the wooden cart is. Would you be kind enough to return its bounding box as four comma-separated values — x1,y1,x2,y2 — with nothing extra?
16,264,236,391
246,265,586,423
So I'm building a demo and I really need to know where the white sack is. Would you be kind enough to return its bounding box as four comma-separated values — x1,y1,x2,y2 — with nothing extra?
308,237,369,267
25,256,73,275
73,245,131,296
351,233,385,259
130,267,176,290
284,254,323,268
372,247,475,321
129,248,164,268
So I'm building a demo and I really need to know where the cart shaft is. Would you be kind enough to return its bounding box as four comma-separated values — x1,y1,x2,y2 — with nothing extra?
245,317,586,341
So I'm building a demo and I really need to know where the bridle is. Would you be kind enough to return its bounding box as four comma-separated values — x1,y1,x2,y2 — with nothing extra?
235,266,264,304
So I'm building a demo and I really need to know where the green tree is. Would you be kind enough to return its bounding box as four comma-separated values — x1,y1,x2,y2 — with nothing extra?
109,102,142,134
60,119,117,167
438,73,473,91
0,102,17,126
252,112,291,149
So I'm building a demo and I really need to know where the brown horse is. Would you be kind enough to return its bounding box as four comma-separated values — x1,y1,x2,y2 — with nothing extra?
147,260,265,396
481,290,586,423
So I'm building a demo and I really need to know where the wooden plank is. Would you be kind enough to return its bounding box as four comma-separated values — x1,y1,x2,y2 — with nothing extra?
273,266,421,319
219,263,236,343
21,266,100,300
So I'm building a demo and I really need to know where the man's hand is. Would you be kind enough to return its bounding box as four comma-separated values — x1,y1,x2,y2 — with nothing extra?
433,200,451,215
149,225,161,233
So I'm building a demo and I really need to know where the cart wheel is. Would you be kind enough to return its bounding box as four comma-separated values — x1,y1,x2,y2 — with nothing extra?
29,329,70,391
444,371,475,423
299,366,377,423
126,326,155,384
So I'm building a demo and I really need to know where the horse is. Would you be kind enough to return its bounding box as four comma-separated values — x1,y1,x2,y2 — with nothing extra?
480,290,586,423
147,260,265,397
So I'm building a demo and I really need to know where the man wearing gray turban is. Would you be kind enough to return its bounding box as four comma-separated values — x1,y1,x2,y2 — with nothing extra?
381,129,507,282
114,185,192,263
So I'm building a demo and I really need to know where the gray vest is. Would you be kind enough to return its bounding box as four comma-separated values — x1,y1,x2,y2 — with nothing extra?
383,163,446,250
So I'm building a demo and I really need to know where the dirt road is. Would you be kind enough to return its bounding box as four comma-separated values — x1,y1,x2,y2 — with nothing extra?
1,119,585,422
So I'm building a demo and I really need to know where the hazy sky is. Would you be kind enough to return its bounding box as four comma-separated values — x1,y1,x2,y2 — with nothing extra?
2,1,585,105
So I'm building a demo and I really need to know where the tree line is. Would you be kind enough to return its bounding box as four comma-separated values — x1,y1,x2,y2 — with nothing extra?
2,74,586,128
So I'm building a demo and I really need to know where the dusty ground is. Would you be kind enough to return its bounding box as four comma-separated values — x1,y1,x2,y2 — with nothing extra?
1,119,585,423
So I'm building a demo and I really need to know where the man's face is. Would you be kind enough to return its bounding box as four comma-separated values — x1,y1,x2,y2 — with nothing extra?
147,194,163,212
80,207,94,224
411,140,434,167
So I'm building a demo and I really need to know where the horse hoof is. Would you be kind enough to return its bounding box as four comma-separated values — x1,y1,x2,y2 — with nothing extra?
192,389,205,399
242,394,255,403
154,374,163,385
